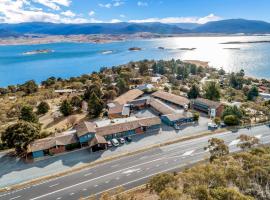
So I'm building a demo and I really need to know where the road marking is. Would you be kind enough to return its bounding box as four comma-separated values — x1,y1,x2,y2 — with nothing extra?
182,150,195,156
105,180,110,184
9,196,21,200
174,159,178,162
84,172,92,177
111,164,119,168
70,193,74,196
49,183,59,188
56,197,62,200
126,174,131,176
116,177,120,180
156,164,160,167
164,162,169,164
82,188,87,191
229,139,240,146
122,169,141,174
146,167,150,170
94,185,98,187
30,156,166,200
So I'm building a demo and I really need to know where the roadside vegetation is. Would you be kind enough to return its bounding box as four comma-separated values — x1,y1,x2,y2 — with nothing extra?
96,136,269,200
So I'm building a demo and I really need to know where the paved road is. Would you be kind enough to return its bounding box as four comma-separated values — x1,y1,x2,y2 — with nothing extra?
1,125,270,200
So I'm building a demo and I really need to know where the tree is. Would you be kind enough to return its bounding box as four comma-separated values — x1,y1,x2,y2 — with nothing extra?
229,73,244,89
70,95,82,108
37,101,50,115
237,134,259,151
247,86,259,101
204,81,220,101
84,82,103,100
205,138,229,162
88,92,104,118
193,112,200,122
19,105,38,123
116,78,129,95
1,121,40,156
164,86,169,92
218,68,226,75
148,173,177,194
224,115,239,126
60,100,73,116
187,84,200,99
19,80,38,95
222,106,244,120
159,187,182,200
139,62,149,75
214,117,221,125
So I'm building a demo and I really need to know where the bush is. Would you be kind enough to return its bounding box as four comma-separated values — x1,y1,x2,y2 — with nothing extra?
224,115,239,126
37,101,50,115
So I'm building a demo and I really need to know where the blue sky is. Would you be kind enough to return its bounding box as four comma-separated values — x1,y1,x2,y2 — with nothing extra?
1,0,270,24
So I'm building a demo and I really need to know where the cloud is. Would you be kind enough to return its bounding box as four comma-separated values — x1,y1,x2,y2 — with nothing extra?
61,10,75,17
98,3,112,8
99,0,124,8
88,11,95,16
33,0,71,10
120,14,126,18
137,1,148,7
129,14,222,24
0,0,87,23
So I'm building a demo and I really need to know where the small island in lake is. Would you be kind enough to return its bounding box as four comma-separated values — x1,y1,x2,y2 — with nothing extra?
129,47,142,51
178,48,196,51
158,47,165,50
22,49,53,55
101,50,113,55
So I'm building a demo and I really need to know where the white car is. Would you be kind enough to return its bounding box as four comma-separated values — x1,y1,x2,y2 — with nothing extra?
118,138,125,144
111,139,120,147
208,123,218,129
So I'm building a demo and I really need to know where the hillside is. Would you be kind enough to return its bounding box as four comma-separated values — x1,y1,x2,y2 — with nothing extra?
0,22,188,35
194,19,270,33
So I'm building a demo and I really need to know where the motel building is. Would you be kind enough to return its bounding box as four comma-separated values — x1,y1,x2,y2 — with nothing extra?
75,116,161,150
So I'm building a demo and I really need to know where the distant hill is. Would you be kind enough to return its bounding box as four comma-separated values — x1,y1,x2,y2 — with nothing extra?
171,23,200,30
0,29,22,38
0,22,188,35
194,19,270,33
1,19,270,36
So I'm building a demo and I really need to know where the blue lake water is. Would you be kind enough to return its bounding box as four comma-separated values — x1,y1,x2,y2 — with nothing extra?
1,36,270,86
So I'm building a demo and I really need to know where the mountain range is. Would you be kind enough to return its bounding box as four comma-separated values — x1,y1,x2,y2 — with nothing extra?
1,19,270,37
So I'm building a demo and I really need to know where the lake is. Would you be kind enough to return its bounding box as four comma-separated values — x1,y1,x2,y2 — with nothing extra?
1,35,270,86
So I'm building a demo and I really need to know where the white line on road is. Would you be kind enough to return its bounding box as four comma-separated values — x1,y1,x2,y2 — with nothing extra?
182,150,195,156
94,185,98,187
111,164,119,168
84,172,92,177
30,157,166,200
82,189,87,191
105,180,110,184
49,183,59,188
70,193,74,196
229,139,240,146
9,196,21,200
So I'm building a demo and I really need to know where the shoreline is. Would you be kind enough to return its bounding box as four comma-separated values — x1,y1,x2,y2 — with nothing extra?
1,33,269,46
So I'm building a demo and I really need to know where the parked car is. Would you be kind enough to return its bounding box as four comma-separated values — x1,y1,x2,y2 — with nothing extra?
125,136,132,143
220,122,226,128
107,141,112,148
111,139,119,147
118,138,125,144
208,123,218,129
174,124,181,130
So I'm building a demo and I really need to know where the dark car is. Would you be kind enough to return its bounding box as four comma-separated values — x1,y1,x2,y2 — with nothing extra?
125,136,132,143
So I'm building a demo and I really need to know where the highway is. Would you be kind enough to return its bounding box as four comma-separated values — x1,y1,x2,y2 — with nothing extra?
1,125,270,200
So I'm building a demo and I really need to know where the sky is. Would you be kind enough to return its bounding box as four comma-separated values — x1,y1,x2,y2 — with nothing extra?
1,0,270,24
